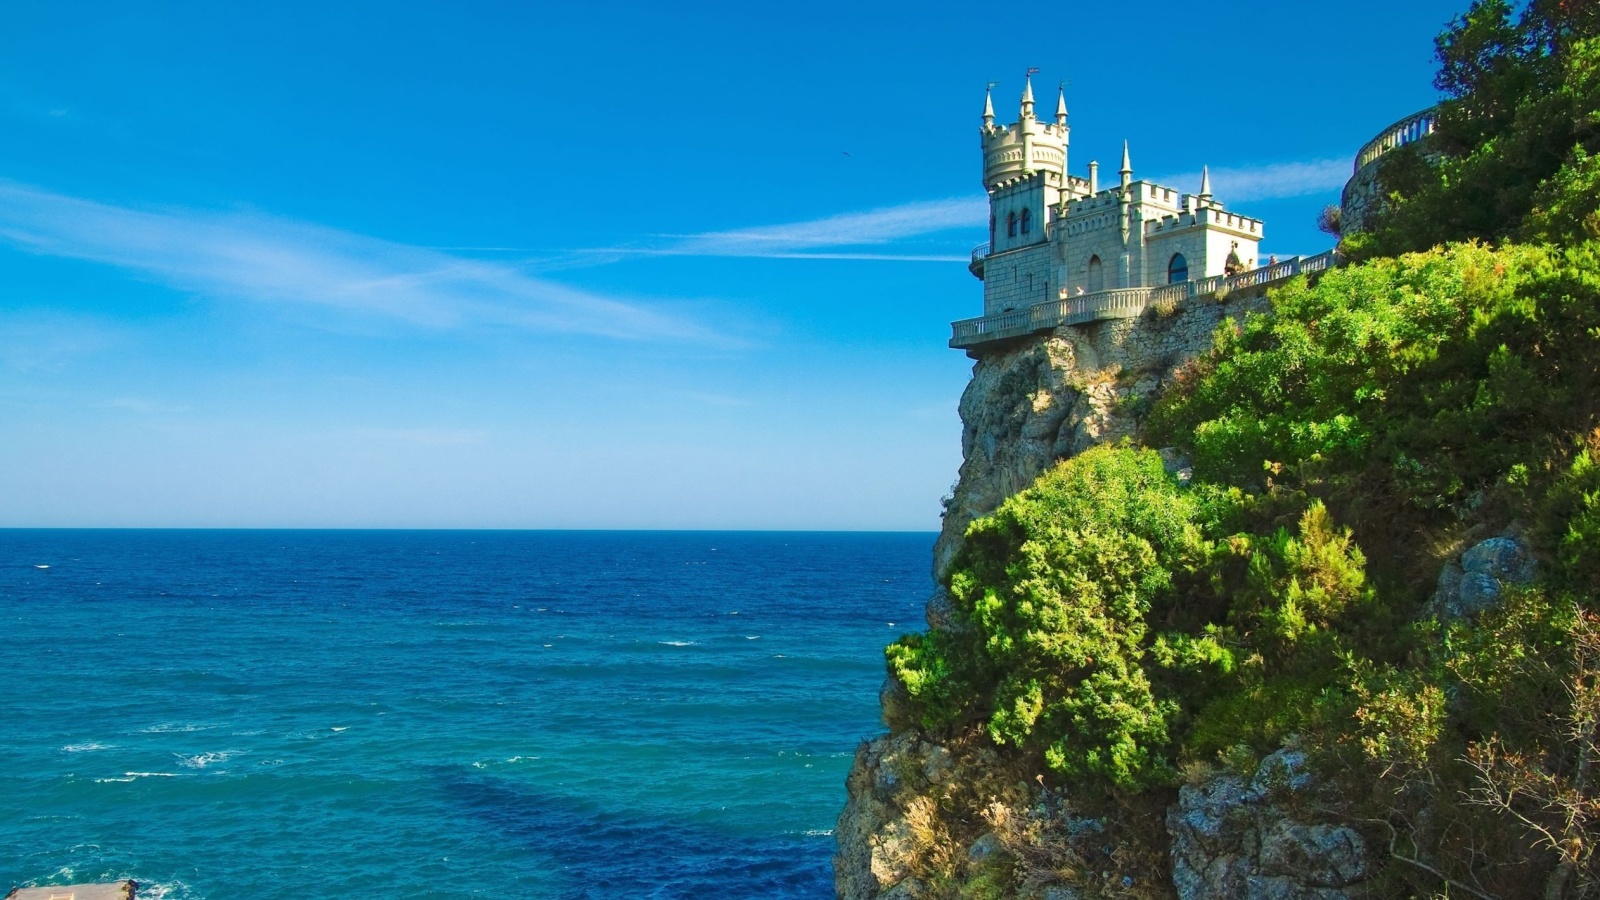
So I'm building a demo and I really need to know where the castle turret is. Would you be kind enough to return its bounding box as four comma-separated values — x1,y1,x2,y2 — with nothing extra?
974,74,1078,314
980,75,1067,189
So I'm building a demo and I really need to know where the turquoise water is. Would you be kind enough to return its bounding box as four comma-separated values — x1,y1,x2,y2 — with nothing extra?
0,530,931,898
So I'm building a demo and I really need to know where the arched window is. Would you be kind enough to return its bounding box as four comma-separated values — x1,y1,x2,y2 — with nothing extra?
1006,211,1017,238
1168,253,1189,284
1020,207,1031,235
1087,254,1104,292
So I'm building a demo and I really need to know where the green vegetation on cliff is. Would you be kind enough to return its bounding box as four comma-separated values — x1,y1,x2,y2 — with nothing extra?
888,2,1600,894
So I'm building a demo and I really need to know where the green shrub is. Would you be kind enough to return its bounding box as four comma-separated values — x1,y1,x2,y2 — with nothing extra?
889,448,1381,789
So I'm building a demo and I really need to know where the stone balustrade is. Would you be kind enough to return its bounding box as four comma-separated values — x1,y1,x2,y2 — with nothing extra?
949,250,1338,350
1342,106,1443,235
1353,107,1438,172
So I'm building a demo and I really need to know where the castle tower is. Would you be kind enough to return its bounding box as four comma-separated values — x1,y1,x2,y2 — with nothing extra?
974,76,1091,315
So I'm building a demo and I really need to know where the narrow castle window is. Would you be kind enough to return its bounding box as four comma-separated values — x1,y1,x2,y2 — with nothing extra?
1007,211,1017,238
1020,208,1031,235
1087,254,1104,292
1168,253,1189,284
989,215,995,247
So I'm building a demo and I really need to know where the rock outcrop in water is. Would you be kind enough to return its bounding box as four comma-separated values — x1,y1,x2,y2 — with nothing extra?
836,290,1374,899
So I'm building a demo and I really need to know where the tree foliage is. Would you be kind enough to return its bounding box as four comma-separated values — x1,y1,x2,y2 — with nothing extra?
1353,1,1600,256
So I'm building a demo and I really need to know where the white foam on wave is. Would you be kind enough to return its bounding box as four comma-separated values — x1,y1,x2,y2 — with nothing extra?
137,879,194,900
62,742,113,753
659,640,697,647
140,722,214,734
745,636,761,640
176,750,240,769
330,726,348,732
125,771,178,778
34,564,49,569
95,776,136,783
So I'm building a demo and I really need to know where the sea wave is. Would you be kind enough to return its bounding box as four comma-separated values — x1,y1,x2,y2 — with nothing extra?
140,722,215,734
658,640,698,647
176,751,241,769
61,742,112,753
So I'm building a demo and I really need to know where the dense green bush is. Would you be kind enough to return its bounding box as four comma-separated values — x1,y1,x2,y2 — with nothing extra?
889,446,1208,789
888,447,1380,790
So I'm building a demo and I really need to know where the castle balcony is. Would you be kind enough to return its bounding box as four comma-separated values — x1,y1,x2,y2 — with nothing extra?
968,242,989,279
949,250,1339,351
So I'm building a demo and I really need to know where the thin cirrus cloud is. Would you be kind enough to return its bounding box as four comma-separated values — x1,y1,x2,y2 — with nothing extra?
0,180,722,343
608,155,1346,262
618,196,989,262
1151,157,1351,203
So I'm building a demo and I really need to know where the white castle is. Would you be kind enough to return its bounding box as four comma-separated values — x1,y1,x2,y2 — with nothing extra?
970,76,1265,318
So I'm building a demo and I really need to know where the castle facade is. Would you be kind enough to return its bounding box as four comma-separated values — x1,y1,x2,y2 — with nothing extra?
972,77,1265,317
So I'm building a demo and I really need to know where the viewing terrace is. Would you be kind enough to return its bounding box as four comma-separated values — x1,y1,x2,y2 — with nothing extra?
1353,107,1438,172
949,250,1338,351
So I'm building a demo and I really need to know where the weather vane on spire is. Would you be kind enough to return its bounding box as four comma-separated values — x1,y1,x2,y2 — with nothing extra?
1026,66,1040,77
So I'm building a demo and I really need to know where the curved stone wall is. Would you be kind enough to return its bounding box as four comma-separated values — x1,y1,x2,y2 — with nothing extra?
1341,106,1439,234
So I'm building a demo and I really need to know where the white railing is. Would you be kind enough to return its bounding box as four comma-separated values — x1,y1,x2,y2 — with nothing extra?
1354,107,1438,172
949,250,1338,349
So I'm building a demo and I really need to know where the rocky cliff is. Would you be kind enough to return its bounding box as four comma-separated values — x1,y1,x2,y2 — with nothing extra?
835,290,1373,899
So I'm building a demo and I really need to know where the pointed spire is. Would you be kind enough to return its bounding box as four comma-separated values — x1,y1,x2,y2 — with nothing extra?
982,86,995,127
1020,74,1035,118
1199,165,1213,201
1055,87,1068,126
1120,141,1132,175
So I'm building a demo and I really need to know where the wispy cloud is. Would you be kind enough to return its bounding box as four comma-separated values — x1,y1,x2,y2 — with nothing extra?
660,197,987,259
0,312,122,372
1153,158,1350,203
576,155,1345,265
0,181,721,343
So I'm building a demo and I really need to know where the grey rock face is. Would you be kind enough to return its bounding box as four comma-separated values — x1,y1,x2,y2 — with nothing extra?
967,831,1004,862
1167,750,1369,900
933,295,1265,585
1432,532,1538,620
835,732,950,899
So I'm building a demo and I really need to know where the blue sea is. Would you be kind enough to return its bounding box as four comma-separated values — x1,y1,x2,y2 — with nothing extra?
0,530,932,898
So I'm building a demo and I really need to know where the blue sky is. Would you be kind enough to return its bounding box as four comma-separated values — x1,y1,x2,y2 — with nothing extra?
0,0,1463,529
